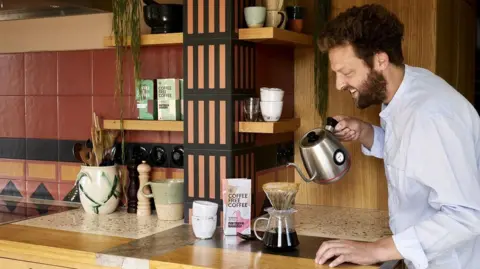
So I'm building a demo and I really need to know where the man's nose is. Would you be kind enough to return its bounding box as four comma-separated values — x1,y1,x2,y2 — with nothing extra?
336,77,345,91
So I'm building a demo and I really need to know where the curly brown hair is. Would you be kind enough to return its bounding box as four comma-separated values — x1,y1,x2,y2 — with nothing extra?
318,4,405,68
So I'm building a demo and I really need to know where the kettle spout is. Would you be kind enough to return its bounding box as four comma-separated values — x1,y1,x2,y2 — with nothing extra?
286,162,316,183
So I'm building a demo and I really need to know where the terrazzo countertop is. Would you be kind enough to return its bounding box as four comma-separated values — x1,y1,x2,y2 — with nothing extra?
13,208,184,239
290,204,391,242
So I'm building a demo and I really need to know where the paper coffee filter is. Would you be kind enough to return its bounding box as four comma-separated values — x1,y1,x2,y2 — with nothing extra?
262,182,299,210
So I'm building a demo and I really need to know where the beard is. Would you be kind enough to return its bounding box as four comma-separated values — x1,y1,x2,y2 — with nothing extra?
344,70,387,109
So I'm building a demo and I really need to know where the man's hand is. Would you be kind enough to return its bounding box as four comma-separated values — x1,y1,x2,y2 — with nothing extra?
333,115,374,149
315,237,403,267
315,239,381,267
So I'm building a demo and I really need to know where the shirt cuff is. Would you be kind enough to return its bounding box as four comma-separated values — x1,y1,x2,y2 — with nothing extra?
392,227,429,269
361,125,384,158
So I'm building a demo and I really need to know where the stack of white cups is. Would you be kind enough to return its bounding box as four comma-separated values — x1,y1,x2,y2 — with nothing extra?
260,87,284,122
192,200,218,239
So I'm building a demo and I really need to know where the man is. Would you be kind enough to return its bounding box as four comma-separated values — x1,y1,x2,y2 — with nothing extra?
314,4,480,269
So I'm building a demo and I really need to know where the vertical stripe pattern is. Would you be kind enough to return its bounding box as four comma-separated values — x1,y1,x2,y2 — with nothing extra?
233,43,256,92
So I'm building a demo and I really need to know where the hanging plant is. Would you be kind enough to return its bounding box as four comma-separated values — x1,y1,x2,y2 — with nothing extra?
313,0,331,121
112,0,142,197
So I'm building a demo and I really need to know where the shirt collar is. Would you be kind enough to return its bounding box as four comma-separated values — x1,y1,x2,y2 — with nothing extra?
379,64,411,120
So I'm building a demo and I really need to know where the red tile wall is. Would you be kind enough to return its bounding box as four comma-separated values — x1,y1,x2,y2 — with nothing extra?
0,46,184,202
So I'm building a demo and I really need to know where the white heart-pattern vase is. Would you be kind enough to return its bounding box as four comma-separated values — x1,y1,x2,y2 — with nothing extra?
75,165,121,215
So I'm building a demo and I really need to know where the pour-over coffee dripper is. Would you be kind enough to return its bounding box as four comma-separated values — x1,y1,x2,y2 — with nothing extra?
253,182,300,250
263,182,300,210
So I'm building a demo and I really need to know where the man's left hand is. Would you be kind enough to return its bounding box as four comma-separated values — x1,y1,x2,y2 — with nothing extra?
315,239,381,267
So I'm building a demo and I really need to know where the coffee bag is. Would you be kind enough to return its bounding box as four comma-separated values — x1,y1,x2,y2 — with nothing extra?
222,178,251,236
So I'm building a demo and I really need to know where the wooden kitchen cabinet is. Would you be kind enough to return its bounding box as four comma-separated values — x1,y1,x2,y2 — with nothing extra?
0,257,118,269
293,0,476,210
0,258,69,269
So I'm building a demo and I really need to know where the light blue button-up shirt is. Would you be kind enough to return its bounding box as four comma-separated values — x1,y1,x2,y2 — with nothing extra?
362,65,480,269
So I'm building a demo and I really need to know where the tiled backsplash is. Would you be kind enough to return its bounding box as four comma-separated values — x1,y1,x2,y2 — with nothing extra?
0,43,295,207
0,46,184,203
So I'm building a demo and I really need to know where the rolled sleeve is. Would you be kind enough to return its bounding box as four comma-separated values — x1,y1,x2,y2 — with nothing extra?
392,227,429,269
361,124,384,159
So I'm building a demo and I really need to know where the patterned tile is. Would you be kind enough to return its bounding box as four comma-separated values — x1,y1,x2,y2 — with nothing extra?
0,180,24,197
27,181,58,201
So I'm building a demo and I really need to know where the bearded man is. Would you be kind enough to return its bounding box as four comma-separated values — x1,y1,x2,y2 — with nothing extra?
314,4,480,269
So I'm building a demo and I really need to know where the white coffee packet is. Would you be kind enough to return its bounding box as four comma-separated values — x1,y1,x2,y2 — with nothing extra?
222,178,251,236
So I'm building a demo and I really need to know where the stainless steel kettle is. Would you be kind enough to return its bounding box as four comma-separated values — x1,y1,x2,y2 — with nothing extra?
287,117,351,184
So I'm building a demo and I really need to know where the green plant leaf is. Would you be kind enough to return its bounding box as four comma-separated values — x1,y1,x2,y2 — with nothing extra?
313,0,332,122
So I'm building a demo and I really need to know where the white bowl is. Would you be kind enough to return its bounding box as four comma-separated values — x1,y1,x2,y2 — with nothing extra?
261,90,284,101
193,200,218,217
192,215,217,239
260,101,283,122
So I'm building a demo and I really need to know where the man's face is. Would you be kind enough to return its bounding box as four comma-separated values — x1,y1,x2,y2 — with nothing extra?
329,45,387,109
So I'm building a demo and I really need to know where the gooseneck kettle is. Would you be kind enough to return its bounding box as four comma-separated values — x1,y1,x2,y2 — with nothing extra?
287,117,351,184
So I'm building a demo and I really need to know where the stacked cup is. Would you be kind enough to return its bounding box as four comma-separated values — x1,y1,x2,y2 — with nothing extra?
192,200,218,239
260,87,284,122
263,0,287,29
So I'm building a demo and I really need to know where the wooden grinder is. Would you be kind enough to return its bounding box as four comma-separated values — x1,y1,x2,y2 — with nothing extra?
137,160,151,216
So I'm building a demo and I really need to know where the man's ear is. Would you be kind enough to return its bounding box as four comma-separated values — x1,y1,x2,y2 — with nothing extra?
373,52,389,71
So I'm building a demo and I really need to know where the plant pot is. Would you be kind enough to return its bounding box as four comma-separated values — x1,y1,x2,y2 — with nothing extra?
75,165,121,215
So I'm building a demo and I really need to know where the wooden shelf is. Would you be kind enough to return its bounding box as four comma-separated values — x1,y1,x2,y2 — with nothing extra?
103,33,183,47
239,118,300,134
103,120,184,132
103,28,312,47
238,27,313,46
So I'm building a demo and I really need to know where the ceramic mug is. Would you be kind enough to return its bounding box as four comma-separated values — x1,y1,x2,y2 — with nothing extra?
265,11,287,29
244,6,266,28
141,179,184,220
262,0,284,11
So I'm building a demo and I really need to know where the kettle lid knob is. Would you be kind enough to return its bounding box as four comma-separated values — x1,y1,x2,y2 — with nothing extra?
307,131,320,143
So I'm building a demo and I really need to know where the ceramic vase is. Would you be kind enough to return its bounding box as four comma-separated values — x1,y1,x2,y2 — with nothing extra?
75,165,121,215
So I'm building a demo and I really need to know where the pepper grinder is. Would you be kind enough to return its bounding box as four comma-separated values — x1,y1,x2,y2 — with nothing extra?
127,162,139,213
137,160,151,216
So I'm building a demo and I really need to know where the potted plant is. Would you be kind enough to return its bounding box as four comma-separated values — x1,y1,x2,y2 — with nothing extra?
112,0,142,201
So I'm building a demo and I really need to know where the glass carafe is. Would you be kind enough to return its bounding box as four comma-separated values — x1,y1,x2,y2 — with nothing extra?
253,207,299,250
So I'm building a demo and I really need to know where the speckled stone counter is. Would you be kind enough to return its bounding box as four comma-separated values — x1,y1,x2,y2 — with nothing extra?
5,204,393,269
283,204,391,242
13,208,184,239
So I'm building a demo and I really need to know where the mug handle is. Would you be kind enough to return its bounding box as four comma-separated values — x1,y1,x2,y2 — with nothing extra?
140,182,154,198
277,11,286,29
253,217,270,240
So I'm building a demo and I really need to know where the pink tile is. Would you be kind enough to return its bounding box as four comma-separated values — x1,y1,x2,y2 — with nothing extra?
168,46,183,78
0,96,25,138
58,182,75,201
58,51,92,95
93,49,132,96
25,52,57,95
0,179,26,198
140,46,170,79
26,181,59,201
26,96,57,139
0,54,24,95
58,96,92,140
125,131,169,143
93,95,133,120
169,132,184,144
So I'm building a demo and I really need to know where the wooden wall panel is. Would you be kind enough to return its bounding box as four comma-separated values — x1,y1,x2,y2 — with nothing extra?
435,0,476,102
293,0,474,210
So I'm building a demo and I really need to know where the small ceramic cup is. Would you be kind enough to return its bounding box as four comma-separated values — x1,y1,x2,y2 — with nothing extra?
244,6,266,28
260,101,283,122
192,215,217,239
193,200,219,217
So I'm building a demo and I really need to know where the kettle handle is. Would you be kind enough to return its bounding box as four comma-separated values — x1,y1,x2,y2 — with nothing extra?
326,117,338,128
